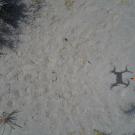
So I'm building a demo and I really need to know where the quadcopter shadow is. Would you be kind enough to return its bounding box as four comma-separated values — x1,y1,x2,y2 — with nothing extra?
110,66,133,89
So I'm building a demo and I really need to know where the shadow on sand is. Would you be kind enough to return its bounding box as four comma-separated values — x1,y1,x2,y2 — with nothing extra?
0,0,27,49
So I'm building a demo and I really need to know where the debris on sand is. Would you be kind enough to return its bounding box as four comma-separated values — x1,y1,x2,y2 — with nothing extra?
93,129,110,135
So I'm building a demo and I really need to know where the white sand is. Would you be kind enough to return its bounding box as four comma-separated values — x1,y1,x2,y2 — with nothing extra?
0,0,135,134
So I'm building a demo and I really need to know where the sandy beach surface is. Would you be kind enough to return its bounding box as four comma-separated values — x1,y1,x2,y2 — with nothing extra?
0,0,135,135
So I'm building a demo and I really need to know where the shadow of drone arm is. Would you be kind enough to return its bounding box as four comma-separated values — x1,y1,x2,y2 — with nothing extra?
122,65,133,73
123,80,130,88
110,83,119,89
110,66,117,74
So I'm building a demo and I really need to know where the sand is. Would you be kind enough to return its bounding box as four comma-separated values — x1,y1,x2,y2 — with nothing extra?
0,0,135,134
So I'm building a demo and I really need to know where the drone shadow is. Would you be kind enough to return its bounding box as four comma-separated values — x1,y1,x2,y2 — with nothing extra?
110,66,132,89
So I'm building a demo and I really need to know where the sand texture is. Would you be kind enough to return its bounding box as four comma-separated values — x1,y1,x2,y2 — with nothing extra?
0,0,135,135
